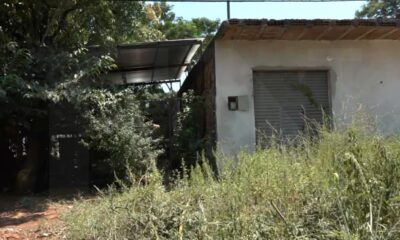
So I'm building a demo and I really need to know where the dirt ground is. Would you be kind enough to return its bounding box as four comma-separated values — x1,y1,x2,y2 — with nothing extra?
0,194,73,240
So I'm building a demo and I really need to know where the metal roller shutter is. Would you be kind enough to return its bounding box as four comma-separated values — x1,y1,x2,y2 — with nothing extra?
253,70,330,142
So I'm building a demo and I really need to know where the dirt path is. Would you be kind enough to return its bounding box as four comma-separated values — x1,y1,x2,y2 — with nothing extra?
0,195,72,240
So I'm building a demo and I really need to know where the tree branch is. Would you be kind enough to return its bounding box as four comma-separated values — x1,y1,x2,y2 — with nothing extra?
42,2,80,46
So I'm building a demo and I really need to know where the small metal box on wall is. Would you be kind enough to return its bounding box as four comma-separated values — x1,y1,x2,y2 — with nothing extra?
228,96,249,111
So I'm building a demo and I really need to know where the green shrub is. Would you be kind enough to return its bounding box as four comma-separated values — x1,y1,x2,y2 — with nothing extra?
77,88,161,178
64,124,400,239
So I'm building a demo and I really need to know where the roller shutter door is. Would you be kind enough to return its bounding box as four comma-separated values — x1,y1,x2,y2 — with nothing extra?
253,70,330,142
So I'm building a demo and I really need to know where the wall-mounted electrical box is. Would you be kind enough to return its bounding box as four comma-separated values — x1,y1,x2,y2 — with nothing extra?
228,96,249,111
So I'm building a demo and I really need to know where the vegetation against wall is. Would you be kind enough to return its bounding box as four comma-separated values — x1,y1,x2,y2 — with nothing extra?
173,90,211,170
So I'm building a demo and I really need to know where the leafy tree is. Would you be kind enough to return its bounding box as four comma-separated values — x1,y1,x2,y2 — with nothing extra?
0,0,162,47
356,0,400,19
0,0,164,121
146,2,220,43
0,0,219,190
0,1,164,190
145,1,220,67
161,17,220,41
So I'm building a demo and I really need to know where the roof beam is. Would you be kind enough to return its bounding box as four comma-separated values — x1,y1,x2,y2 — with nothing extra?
123,79,180,87
316,26,332,40
111,63,191,73
117,39,202,49
296,27,309,40
378,28,400,39
337,26,354,40
277,26,289,39
356,28,376,40
234,25,244,39
257,25,267,39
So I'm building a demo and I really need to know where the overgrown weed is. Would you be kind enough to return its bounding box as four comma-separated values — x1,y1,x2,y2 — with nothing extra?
63,122,400,239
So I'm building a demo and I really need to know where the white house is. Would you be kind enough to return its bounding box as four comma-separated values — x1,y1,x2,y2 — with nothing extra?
179,19,400,155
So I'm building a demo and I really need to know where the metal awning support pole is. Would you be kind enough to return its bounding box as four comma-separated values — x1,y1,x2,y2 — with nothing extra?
227,1,231,19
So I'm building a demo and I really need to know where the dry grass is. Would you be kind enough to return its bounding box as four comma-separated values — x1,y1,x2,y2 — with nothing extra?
63,123,400,239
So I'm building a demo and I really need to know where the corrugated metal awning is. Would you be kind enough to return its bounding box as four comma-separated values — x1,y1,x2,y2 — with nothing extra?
106,39,202,85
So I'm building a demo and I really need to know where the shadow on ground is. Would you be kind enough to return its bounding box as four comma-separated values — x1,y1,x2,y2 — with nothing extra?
0,212,44,228
0,191,91,225
0,191,91,239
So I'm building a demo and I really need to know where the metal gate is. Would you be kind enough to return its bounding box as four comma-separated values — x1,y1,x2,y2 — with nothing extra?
253,70,330,142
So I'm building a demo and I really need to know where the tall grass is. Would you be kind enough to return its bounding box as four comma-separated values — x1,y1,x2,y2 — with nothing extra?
63,124,400,239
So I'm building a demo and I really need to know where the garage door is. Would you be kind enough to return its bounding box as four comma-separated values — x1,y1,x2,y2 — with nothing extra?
253,70,330,142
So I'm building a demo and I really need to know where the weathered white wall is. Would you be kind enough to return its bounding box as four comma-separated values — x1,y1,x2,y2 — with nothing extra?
214,40,400,155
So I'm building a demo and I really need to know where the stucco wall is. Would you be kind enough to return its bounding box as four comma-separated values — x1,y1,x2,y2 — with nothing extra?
214,40,400,155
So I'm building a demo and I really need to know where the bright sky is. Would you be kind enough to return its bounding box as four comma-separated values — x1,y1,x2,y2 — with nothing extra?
163,1,367,91
169,1,366,20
